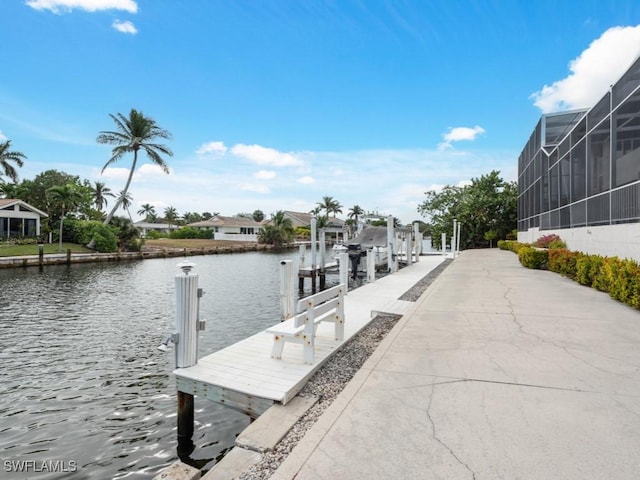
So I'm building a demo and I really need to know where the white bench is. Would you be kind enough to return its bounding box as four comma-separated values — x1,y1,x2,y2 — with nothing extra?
266,283,346,364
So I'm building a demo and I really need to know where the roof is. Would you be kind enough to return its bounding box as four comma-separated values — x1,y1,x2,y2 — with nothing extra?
188,215,263,228
349,226,389,248
0,198,48,217
280,211,345,228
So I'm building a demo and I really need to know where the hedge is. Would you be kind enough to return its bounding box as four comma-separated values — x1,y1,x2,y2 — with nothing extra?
502,240,640,310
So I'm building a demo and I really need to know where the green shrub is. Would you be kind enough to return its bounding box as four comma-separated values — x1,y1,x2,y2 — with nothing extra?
535,234,563,248
548,238,567,249
547,249,578,279
518,246,548,269
505,229,518,241
575,254,604,287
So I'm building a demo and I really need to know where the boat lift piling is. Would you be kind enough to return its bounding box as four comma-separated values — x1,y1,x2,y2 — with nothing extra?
172,261,205,459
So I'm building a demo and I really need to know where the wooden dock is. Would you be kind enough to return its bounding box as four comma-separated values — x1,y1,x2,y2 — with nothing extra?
174,255,447,417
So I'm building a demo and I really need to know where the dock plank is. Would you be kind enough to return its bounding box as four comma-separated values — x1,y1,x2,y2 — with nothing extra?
174,255,446,414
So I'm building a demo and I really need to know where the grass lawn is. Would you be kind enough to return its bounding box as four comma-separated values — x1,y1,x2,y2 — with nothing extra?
0,243,94,257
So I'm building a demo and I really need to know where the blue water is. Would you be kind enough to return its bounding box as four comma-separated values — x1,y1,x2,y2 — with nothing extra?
0,249,311,479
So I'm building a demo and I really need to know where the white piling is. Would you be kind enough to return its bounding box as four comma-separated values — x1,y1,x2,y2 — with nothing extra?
387,215,398,273
452,219,457,259
338,252,348,292
405,235,413,266
441,232,447,256
279,260,295,321
319,229,326,269
311,218,317,271
456,221,462,256
367,249,376,283
175,262,199,368
299,244,306,267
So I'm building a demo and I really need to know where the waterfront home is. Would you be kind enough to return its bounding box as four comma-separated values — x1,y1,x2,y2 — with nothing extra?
0,198,48,239
279,210,347,242
188,215,263,242
134,221,176,237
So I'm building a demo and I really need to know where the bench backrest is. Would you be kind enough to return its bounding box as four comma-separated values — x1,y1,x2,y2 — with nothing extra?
296,283,346,313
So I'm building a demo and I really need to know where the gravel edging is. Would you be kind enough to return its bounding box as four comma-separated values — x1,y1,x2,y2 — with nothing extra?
236,258,453,480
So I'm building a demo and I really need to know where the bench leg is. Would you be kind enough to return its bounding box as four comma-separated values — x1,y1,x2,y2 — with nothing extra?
335,315,344,341
303,333,315,364
271,336,285,359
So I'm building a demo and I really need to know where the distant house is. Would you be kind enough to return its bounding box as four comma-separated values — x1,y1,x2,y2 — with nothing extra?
0,199,48,238
279,211,347,242
189,215,263,242
133,221,176,237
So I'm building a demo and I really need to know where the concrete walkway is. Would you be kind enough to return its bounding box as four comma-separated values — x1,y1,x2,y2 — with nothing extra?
271,249,640,480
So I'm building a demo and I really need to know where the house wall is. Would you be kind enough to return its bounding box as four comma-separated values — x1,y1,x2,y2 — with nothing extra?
0,205,42,237
518,223,640,262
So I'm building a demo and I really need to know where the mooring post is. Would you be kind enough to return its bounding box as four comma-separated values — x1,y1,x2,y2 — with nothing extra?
367,249,375,283
441,232,447,256
310,218,317,292
38,243,44,269
338,252,348,292
456,221,462,257
174,261,200,459
319,228,326,289
280,260,295,321
66,249,71,265
452,219,457,259
413,222,421,261
387,215,398,273
405,235,413,266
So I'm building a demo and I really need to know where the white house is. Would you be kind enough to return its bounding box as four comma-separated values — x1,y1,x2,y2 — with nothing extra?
0,199,48,238
189,215,263,242
133,221,176,237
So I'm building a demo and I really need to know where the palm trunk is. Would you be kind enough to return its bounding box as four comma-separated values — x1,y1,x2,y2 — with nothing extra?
88,151,138,249
59,213,64,252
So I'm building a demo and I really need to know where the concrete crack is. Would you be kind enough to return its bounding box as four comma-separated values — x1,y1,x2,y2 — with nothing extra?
425,383,477,480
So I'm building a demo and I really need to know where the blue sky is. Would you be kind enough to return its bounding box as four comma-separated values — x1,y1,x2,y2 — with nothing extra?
2,1,640,224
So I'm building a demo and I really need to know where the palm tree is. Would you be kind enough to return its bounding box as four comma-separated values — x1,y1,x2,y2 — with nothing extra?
137,203,157,222
348,205,364,223
118,191,134,221
309,206,322,216
0,182,18,199
92,181,115,211
96,109,173,227
317,196,343,218
0,140,26,184
164,206,178,229
47,184,83,252
259,210,295,247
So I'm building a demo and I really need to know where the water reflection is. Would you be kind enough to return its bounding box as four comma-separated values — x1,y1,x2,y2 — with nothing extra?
0,250,305,479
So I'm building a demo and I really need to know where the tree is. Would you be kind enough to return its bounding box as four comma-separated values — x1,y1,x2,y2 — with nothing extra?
252,209,265,222
96,108,173,227
47,184,83,251
259,210,295,247
137,203,157,222
118,191,134,221
418,170,517,249
92,181,115,212
348,205,364,223
309,206,322,216
164,206,178,229
0,140,26,184
317,195,342,217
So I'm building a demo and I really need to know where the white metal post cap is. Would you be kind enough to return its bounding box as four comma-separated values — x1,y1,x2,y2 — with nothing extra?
177,261,197,274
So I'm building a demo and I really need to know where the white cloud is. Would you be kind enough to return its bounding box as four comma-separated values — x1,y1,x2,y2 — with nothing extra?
138,163,171,176
231,143,303,167
531,25,640,113
298,176,315,184
100,167,130,180
26,0,138,13
196,141,227,157
0,131,7,142
112,20,137,34
438,125,485,150
254,170,276,180
240,183,270,194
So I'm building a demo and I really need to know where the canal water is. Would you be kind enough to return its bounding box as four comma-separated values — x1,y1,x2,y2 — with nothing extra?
0,249,317,479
